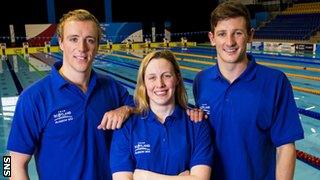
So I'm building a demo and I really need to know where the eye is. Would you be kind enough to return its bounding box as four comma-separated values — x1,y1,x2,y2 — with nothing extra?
217,32,226,37
235,31,244,36
87,38,96,44
163,73,173,79
147,76,156,81
69,37,78,42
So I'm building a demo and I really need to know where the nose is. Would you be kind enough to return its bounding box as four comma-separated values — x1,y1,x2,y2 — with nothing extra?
79,40,88,52
226,34,236,46
156,77,165,87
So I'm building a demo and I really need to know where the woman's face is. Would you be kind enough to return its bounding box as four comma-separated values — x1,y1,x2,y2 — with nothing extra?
144,58,178,109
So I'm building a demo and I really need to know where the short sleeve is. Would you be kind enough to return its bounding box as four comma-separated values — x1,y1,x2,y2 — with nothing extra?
7,94,42,155
110,123,135,173
190,120,214,168
270,74,304,147
115,80,134,107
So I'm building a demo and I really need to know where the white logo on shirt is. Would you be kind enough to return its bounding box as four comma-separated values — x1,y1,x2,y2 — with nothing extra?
53,110,74,124
200,103,211,115
134,141,151,154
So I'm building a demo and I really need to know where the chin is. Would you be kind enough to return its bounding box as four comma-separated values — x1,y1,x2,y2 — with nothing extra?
76,64,90,70
155,101,170,106
222,54,241,62
152,98,173,106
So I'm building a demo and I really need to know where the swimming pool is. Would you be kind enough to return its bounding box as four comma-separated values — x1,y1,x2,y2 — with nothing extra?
0,46,319,179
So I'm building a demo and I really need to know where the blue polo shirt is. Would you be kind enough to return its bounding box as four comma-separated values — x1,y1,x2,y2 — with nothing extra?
193,54,304,180
7,61,134,180
110,105,213,175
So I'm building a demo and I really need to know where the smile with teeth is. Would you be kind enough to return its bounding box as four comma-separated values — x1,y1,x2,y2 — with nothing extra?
154,90,168,96
224,47,237,53
74,55,87,60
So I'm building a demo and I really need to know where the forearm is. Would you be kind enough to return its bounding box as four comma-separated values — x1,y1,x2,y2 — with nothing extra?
135,172,201,180
10,152,31,180
113,172,133,180
10,166,29,180
134,166,211,180
124,105,134,115
276,143,296,180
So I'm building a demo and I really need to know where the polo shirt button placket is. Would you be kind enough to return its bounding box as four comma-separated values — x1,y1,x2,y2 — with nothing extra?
225,86,231,103
163,125,168,144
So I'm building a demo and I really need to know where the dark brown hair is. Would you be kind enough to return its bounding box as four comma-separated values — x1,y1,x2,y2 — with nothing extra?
210,1,251,35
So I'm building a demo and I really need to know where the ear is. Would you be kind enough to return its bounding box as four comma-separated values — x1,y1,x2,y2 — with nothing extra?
208,31,215,47
248,28,254,43
176,75,181,86
58,37,64,51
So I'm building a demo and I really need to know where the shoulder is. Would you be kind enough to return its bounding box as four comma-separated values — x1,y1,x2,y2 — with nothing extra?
118,113,142,132
254,64,292,95
256,64,286,79
19,75,52,100
195,66,215,79
96,73,117,84
95,73,126,89
254,64,290,87
194,66,217,86
190,119,210,132
180,109,210,132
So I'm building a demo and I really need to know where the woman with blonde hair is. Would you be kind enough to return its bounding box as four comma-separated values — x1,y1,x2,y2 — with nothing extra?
110,50,213,180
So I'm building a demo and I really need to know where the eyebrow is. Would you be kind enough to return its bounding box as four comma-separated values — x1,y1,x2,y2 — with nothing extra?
66,35,79,38
146,71,172,75
66,35,96,39
217,29,245,32
216,29,244,32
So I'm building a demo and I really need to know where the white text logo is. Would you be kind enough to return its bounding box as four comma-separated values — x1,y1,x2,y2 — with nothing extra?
200,103,211,115
53,110,74,124
134,142,151,154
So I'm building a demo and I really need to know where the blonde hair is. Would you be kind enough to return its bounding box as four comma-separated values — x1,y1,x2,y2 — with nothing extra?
134,50,188,114
56,9,102,42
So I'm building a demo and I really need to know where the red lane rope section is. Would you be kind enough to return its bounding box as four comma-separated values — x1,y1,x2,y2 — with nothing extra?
296,150,320,170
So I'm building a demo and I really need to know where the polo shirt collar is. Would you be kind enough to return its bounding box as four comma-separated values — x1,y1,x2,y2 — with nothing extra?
51,61,98,90
169,105,183,120
144,105,184,123
51,61,68,89
238,54,257,81
208,66,221,80
214,53,257,82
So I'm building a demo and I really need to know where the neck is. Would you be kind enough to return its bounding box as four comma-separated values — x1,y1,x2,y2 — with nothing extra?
59,67,90,92
218,57,249,83
150,103,175,124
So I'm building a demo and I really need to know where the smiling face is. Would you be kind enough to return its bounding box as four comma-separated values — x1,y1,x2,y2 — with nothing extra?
209,16,252,65
59,20,99,76
144,58,178,110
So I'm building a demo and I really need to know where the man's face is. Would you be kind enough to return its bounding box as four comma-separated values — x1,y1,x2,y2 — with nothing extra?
59,20,99,75
209,16,252,65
